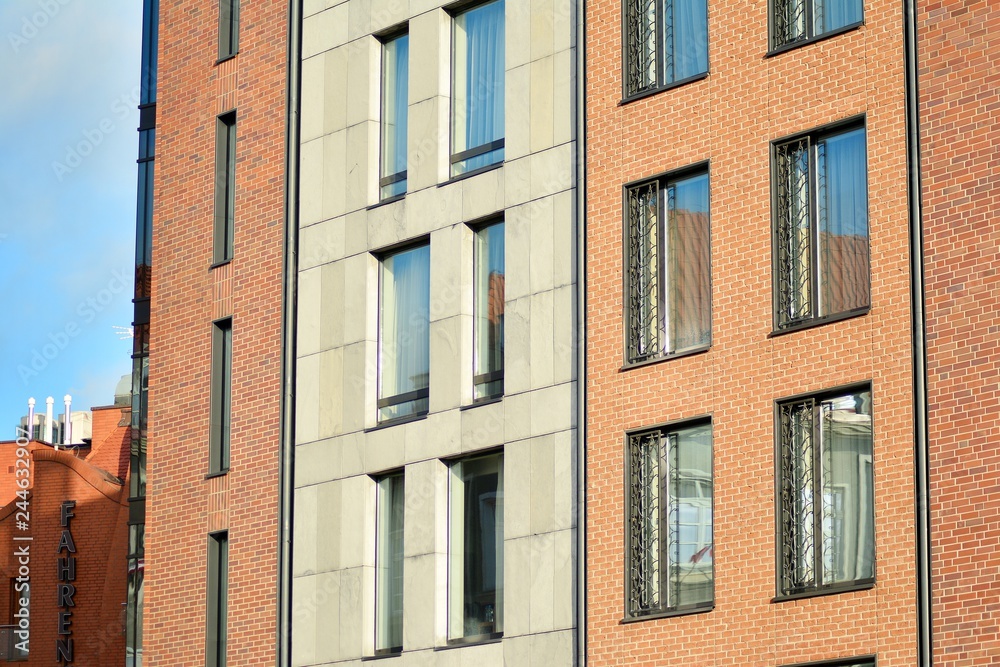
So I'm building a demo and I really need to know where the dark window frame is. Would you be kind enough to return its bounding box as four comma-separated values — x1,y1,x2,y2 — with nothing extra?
218,0,240,60
768,0,863,54
214,111,237,264
209,317,232,474
623,417,715,620
773,382,876,601
206,531,229,667
770,116,869,334
622,162,712,366
448,0,506,178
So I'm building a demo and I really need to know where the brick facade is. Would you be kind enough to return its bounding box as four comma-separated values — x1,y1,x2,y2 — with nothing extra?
919,2,1000,664
145,1,287,664
585,1,918,664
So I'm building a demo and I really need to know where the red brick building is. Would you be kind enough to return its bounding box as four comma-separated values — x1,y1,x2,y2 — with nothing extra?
920,2,1000,665
0,402,131,665
143,0,291,665
585,0,918,664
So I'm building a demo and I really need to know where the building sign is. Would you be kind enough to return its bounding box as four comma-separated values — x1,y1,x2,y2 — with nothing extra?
57,500,76,663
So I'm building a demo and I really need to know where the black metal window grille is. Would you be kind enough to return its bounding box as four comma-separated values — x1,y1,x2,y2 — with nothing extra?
626,423,713,617
773,124,869,331
625,171,711,363
624,0,708,98
777,389,875,598
771,0,863,51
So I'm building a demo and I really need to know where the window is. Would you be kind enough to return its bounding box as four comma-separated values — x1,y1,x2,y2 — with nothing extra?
125,524,144,667
376,473,405,654
449,452,503,640
380,32,409,200
473,221,504,401
206,532,228,667
378,244,430,422
783,658,875,667
771,0,862,50
451,0,505,177
219,0,239,59
214,112,236,264
625,169,711,364
776,387,874,598
772,123,868,331
210,318,232,473
626,421,713,618
624,0,708,98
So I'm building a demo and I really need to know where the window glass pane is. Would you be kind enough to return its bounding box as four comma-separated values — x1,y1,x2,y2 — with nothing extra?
451,0,505,175
663,0,708,83
207,533,228,667
379,245,430,421
814,0,862,35
817,127,869,316
449,453,504,639
381,34,409,199
820,390,873,585
474,222,505,400
376,475,405,651
666,172,711,352
626,183,660,361
668,423,713,608
211,320,232,472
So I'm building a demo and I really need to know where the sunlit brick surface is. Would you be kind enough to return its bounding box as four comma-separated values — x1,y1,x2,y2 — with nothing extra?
146,1,287,665
585,1,918,664
920,2,1000,665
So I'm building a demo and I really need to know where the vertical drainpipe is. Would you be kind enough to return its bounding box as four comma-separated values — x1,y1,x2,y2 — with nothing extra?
574,0,587,659
277,0,302,665
902,0,931,662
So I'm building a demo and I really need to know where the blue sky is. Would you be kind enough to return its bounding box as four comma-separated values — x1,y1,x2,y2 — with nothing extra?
0,1,142,436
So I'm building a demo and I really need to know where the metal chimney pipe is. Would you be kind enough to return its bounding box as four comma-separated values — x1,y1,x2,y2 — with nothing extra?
26,398,35,440
62,395,72,447
44,397,54,443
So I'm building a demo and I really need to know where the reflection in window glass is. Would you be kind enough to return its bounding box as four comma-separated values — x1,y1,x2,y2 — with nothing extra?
449,453,504,639
376,474,405,652
474,222,504,400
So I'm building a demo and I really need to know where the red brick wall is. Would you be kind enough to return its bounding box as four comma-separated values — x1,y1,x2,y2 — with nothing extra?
919,2,1000,664
146,0,287,664
86,405,130,480
0,447,129,665
585,0,917,664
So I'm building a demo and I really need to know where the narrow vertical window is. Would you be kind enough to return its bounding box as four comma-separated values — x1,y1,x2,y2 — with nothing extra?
380,32,409,200
626,421,713,617
214,112,236,264
376,473,405,653
210,318,232,473
206,532,228,667
624,0,708,98
378,244,430,422
125,524,145,667
777,388,874,597
451,0,505,177
473,221,504,401
771,0,863,50
773,123,869,330
219,0,239,59
449,452,504,640
625,169,711,363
